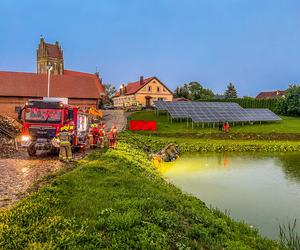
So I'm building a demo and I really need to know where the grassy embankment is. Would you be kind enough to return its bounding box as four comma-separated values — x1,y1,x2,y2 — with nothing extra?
129,111,300,138
1,111,300,249
3,134,300,249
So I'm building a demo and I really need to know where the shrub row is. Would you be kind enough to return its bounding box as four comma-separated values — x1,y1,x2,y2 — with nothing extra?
203,98,280,111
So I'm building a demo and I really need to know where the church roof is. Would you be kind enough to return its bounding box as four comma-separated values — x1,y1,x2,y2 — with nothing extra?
44,43,63,58
0,70,106,99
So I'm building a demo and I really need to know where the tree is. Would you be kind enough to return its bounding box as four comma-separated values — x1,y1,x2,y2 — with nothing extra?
104,83,117,103
275,85,300,116
224,83,238,98
173,82,214,100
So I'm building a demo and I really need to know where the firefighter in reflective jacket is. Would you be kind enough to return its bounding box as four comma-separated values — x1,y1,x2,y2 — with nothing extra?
58,126,73,161
98,123,106,148
91,124,99,148
107,125,117,149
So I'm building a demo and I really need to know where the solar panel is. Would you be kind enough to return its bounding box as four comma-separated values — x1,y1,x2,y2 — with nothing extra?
244,109,282,121
153,100,167,110
154,101,281,123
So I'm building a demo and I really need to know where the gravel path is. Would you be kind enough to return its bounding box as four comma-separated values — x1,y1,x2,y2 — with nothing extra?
0,151,63,208
102,110,129,131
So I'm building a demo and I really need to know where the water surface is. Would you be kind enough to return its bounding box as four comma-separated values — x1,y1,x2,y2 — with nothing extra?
160,152,300,239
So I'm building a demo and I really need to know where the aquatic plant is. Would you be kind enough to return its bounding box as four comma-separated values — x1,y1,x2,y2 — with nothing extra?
279,219,300,250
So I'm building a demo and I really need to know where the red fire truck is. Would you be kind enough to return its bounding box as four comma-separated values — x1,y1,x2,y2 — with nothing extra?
19,98,92,157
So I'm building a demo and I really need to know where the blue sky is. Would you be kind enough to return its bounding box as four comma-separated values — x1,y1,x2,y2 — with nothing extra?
0,0,300,96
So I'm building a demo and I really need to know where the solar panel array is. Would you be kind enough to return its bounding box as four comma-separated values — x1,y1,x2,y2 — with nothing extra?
244,109,281,121
153,100,281,122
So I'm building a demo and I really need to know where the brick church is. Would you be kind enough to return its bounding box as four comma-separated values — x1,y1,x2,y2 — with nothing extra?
0,38,106,117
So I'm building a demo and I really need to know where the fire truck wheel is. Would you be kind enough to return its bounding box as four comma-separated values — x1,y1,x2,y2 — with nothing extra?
27,144,37,157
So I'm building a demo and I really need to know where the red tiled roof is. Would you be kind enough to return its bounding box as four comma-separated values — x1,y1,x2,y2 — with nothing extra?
114,76,172,97
114,77,154,97
173,97,190,102
0,70,106,99
126,77,154,95
256,90,286,99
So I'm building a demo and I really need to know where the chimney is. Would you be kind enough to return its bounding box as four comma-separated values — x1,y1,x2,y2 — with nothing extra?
120,84,125,95
140,76,144,85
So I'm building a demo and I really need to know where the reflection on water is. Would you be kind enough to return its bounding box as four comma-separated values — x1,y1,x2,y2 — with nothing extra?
159,152,300,239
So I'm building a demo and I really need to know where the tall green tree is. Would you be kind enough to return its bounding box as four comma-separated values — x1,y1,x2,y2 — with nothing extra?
224,83,238,98
104,83,117,103
275,85,300,116
174,82,214,100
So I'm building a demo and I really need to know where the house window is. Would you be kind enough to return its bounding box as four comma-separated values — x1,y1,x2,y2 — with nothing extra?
157,87,160,92
148,86,151,92
163,88,166,92
158,98,164,101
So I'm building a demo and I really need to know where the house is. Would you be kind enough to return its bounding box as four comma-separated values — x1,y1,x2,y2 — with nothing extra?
256,90,286,99
113,76,173,108
173,97,190,102
0,38,106,117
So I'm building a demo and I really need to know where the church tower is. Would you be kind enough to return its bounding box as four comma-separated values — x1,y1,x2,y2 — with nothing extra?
37,37,64,75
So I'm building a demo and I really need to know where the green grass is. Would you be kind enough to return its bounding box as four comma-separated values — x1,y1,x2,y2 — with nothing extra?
0,137,286,249
129,111,300,135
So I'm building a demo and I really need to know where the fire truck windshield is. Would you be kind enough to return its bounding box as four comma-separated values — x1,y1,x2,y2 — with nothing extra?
24,108,62,123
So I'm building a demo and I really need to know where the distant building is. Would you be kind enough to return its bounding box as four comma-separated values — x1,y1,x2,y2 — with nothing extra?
0,38,106,117
173,97,190,102
214,94,225,99
256,90,286,99
113,76,173,108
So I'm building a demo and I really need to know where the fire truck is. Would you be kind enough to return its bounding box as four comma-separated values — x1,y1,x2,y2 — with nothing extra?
18,98,99,157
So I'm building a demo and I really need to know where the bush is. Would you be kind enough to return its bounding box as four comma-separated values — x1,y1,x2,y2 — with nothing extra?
275,85,300,116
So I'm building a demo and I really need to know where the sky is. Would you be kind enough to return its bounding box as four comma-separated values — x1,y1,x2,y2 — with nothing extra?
0,0,300,97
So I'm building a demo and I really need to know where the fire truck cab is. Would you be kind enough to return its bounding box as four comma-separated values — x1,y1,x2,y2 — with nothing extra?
19,98,91,157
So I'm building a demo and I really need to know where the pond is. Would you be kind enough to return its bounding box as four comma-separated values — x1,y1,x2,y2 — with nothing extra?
159,152,300,239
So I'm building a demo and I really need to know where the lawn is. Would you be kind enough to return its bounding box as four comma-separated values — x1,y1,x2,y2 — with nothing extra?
129,111,300,134
0,138,284,249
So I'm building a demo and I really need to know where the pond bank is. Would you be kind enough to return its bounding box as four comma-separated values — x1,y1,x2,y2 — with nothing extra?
1,134,295,249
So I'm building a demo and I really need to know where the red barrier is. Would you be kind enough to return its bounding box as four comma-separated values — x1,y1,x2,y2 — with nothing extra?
129,120,157,131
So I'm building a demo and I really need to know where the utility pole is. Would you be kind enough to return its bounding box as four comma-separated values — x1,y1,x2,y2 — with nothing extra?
47,65,53,97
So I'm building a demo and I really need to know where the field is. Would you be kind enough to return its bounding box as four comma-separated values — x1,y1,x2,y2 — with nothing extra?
129,111,300,135
1,137,288,249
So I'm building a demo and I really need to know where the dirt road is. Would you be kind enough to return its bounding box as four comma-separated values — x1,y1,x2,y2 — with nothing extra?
0,151,64,208
102,110,129,131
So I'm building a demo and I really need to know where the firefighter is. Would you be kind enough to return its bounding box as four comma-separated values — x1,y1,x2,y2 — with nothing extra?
107,125,118,149
91,123,99,148
58,125,73,162
223,121,230,133
98,123,106,148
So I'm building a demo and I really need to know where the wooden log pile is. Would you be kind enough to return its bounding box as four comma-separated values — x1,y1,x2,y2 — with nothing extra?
0,115,22,157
